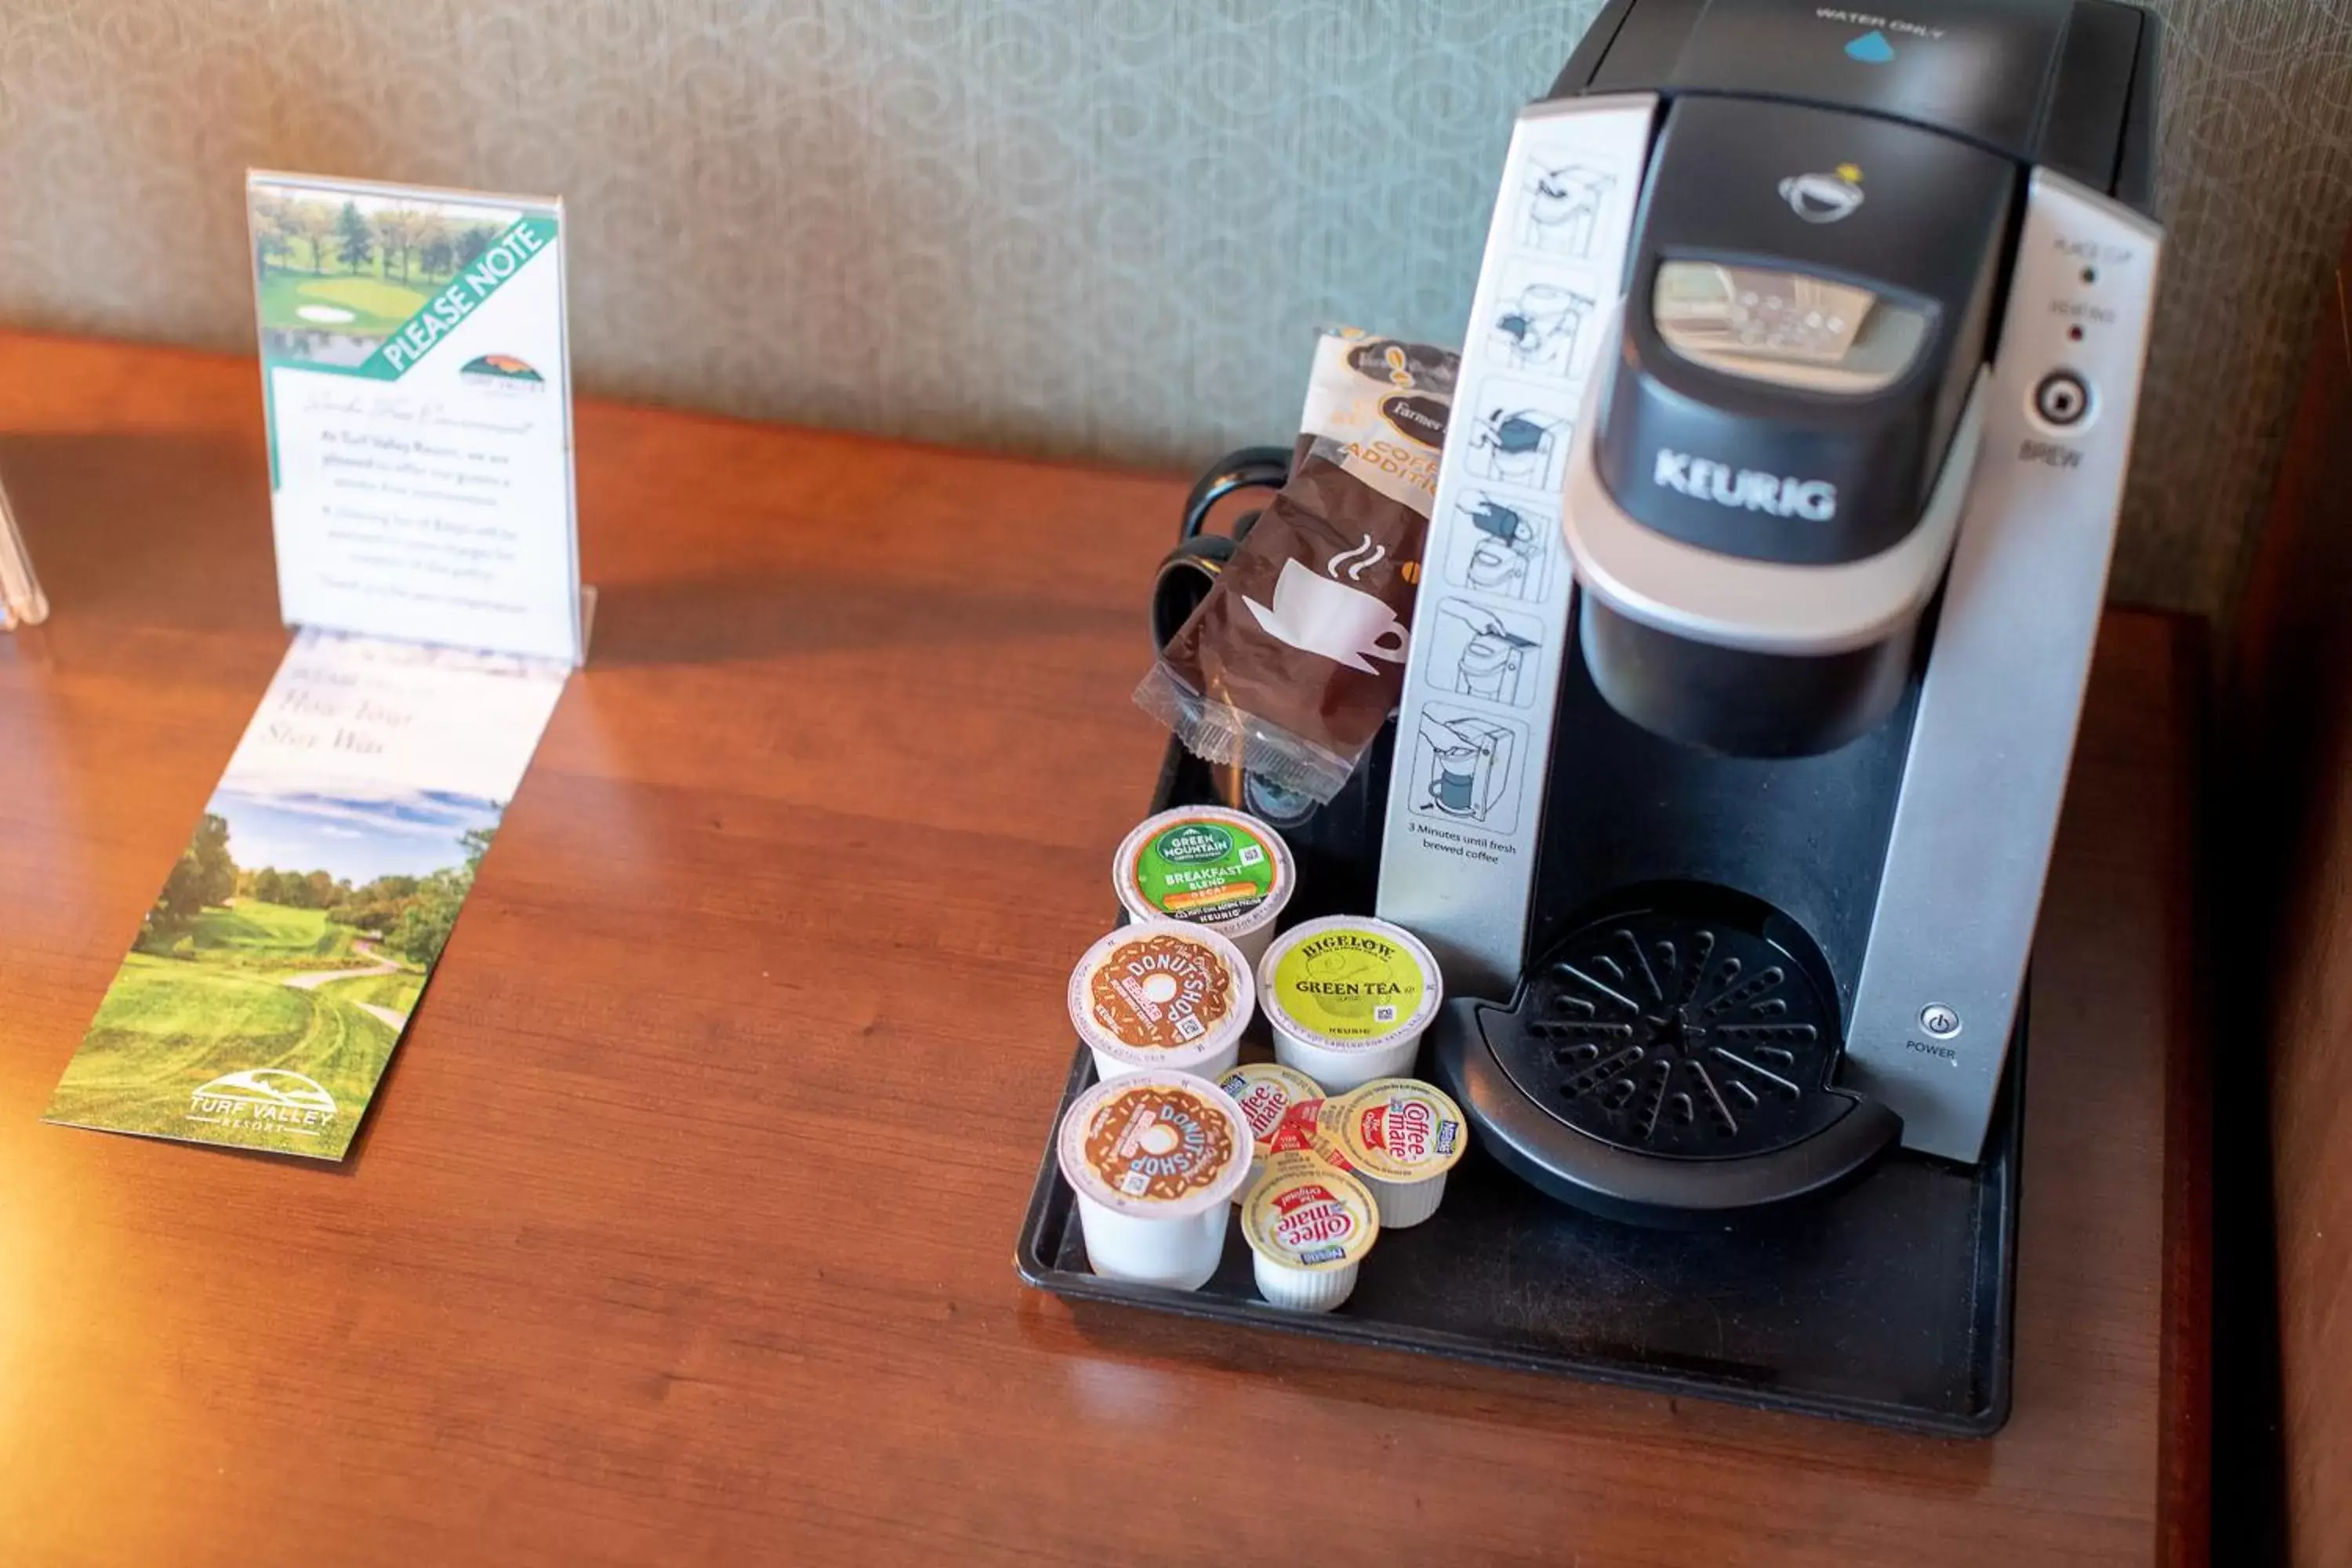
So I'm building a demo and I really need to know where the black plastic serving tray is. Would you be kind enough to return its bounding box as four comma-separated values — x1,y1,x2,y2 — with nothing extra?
1017,747,2022,1436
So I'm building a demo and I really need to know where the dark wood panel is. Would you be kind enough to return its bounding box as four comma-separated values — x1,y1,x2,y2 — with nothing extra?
0,329,2202,1566
2229,237,2352,1568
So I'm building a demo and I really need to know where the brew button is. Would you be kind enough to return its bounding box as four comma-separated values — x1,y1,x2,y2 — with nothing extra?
1920,1004,1962,1039
2033,371,2091,427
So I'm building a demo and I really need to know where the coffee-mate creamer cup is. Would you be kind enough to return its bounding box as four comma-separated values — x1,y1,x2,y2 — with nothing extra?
1068,920,1254,1083
1056,1070,1254,1290
1113,807,1296,967
1324,1077,1468,1229
1216,1059,1325,1201
1257,915,1442,1092
1240,1150,1381,1313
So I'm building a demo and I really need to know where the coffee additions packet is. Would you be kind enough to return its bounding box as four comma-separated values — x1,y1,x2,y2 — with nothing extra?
1138,328,1460,804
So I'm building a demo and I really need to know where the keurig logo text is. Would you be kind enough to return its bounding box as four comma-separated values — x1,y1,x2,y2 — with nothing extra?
1653,448,1838,521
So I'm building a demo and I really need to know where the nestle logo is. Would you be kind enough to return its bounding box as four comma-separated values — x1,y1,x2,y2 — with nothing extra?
1653,448,1836,521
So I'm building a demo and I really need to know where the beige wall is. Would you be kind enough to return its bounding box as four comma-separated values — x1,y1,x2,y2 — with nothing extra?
1,0,2347,615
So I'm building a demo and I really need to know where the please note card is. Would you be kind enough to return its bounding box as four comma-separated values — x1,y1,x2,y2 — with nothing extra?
249,172,581,663
44,174,583,1160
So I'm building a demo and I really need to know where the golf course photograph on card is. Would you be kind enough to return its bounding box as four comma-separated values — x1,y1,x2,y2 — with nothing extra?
249,180,521,366
46,786,505,1160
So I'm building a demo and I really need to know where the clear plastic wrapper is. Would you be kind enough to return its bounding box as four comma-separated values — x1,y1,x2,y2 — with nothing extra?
1138,328,1458,803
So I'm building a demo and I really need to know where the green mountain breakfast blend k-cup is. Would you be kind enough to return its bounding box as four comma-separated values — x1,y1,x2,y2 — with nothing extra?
1116,807,1290,935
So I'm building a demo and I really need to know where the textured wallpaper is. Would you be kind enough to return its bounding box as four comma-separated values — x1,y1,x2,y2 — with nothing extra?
0,0,2347,614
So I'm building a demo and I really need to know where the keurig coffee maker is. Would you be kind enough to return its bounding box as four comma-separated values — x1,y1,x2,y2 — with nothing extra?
1024,0,2166,1431
1378,0,2161,1222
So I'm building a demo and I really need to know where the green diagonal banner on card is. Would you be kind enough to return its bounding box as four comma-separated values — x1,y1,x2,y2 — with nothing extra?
346,213,560,381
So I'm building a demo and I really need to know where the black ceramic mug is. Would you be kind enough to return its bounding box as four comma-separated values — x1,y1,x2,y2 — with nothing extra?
1149,445,1290,652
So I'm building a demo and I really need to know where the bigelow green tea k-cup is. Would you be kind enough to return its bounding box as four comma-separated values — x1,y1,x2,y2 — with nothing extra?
1068,920,1254,1083
1112,807,1294,967
1257,915,1443,1092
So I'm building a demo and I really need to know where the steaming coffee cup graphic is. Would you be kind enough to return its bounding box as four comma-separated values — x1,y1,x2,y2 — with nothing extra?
1243,557,1410,673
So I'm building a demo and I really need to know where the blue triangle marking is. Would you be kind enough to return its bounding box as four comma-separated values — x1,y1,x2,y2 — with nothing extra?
1846,29,1896,63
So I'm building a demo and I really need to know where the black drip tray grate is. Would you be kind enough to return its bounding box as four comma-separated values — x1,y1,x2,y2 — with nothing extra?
1503,909,1846,1160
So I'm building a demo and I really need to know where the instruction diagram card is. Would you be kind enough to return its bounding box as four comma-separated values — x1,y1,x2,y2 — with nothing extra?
1376,96,1650,996
248,172,579,662
46,629,568,1160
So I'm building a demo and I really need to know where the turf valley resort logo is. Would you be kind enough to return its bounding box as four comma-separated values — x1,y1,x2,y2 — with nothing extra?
459,353,546,393
458,353,549,400
188,1069,339,1138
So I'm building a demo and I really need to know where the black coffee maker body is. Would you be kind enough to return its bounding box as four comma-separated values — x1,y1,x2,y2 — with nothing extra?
1375,0,2164,1224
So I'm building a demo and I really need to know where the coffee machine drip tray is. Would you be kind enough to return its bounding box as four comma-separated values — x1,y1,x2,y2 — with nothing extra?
1447,896,1903,1227
1017,744,2024,1438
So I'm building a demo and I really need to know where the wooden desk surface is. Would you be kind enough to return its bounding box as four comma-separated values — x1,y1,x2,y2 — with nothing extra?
0,331,2206,1566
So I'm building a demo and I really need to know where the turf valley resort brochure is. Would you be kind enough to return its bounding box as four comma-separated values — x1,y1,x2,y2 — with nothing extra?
44,173,579,1160
45,630,569,1159
249,172,581,665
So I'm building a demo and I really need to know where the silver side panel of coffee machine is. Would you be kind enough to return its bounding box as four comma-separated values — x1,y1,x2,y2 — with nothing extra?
1842,170,2162,1162
1376,93,1657,999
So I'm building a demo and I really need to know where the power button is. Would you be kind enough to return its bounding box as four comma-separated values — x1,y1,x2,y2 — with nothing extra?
2032,370,2092,428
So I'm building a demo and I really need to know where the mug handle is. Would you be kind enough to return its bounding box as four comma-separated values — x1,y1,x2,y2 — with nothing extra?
1180,446,1291,542
1151,533,1237,652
